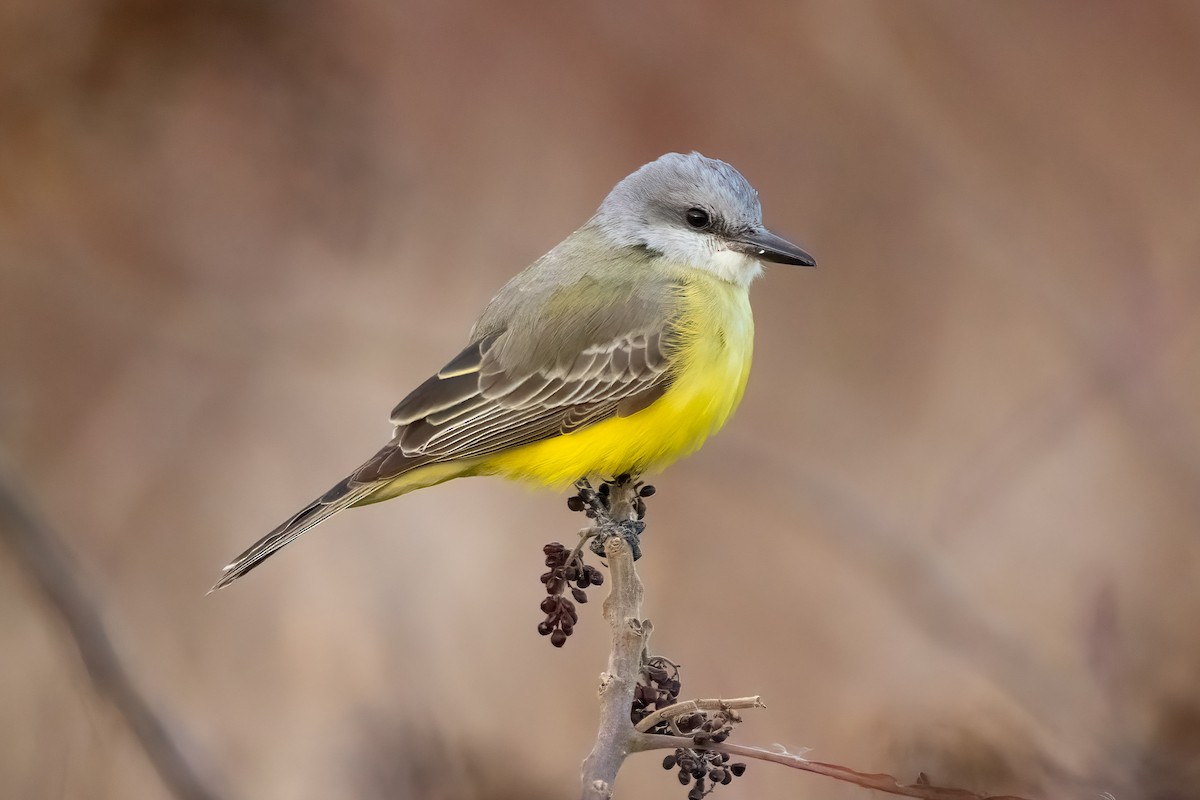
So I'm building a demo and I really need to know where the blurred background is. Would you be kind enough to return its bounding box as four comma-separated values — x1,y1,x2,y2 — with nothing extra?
2,1,1199,798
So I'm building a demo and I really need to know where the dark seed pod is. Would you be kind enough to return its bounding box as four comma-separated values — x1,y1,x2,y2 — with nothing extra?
566,496,585,512
662,754,677,770
720,770,732,785
711,732,728,743
550,629,567,647
639,484,656,497
635,498,646,518
730,763,746,777
571,587,588,603
677,771,690,786
540,597,558,614
536,621,552,636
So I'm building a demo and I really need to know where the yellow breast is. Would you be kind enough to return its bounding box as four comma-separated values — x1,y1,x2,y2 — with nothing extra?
482,275,754,487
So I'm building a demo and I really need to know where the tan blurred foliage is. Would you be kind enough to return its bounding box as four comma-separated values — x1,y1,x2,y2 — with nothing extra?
2,1,1200,798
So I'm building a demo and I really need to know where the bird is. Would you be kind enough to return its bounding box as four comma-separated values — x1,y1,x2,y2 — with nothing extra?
213,152,814,590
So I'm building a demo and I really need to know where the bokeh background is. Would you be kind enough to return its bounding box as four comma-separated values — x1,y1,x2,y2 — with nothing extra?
3,2,1200,798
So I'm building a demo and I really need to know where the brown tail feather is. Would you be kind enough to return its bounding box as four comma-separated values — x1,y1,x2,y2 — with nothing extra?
210,478,376,591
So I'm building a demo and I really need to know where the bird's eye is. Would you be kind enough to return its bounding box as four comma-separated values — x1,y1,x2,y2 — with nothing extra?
684,207,711,230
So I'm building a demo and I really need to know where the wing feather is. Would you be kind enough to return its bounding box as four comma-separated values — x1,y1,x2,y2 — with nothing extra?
373,325,677,481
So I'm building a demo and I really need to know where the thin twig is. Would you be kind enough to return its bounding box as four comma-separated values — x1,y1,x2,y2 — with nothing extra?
633,734,1034,800
0,455,225,800
633,696,765,733
633,734,1036,800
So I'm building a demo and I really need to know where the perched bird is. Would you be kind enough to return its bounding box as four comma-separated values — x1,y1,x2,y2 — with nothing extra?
214,152,814,589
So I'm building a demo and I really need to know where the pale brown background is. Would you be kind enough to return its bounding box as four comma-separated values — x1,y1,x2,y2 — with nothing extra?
2,2,1199,798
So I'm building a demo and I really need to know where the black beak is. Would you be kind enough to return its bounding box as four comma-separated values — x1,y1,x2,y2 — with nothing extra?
730,228,816,267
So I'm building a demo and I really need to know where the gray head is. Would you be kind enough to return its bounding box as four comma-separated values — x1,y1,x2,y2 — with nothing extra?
592,152,814,285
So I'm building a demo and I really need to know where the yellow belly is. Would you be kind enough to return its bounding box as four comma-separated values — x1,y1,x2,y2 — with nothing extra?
476,275,754,487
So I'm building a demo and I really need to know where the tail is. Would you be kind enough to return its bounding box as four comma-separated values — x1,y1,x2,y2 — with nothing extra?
210,478,378,592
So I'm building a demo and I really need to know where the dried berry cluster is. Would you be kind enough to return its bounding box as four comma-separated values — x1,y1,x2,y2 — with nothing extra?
537,475,654,648
635,658,748,798
631,657,682,728
536,542,603,647
662,750,746,800
661,714,749,799
568,475,655,519
567,475,655,559
688,706,741,747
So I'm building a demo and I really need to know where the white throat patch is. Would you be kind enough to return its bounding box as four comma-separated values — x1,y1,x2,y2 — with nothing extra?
700,246,764,287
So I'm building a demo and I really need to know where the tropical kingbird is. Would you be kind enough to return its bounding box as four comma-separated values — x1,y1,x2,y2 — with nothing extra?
214,152,814,589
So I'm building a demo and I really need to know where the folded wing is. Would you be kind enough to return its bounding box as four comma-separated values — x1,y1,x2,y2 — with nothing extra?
350,326,676,484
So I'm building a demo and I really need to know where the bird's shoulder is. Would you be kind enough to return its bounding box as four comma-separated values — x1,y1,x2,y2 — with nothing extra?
388,231,683,428
469,227,684,375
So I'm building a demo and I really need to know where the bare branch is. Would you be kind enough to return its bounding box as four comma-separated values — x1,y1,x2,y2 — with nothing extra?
571,477,1043,800
0,455,226,800
634,733,1035,800
578,478,647,800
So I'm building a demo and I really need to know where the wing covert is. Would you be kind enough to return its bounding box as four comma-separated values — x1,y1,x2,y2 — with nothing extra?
384,326,677,468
